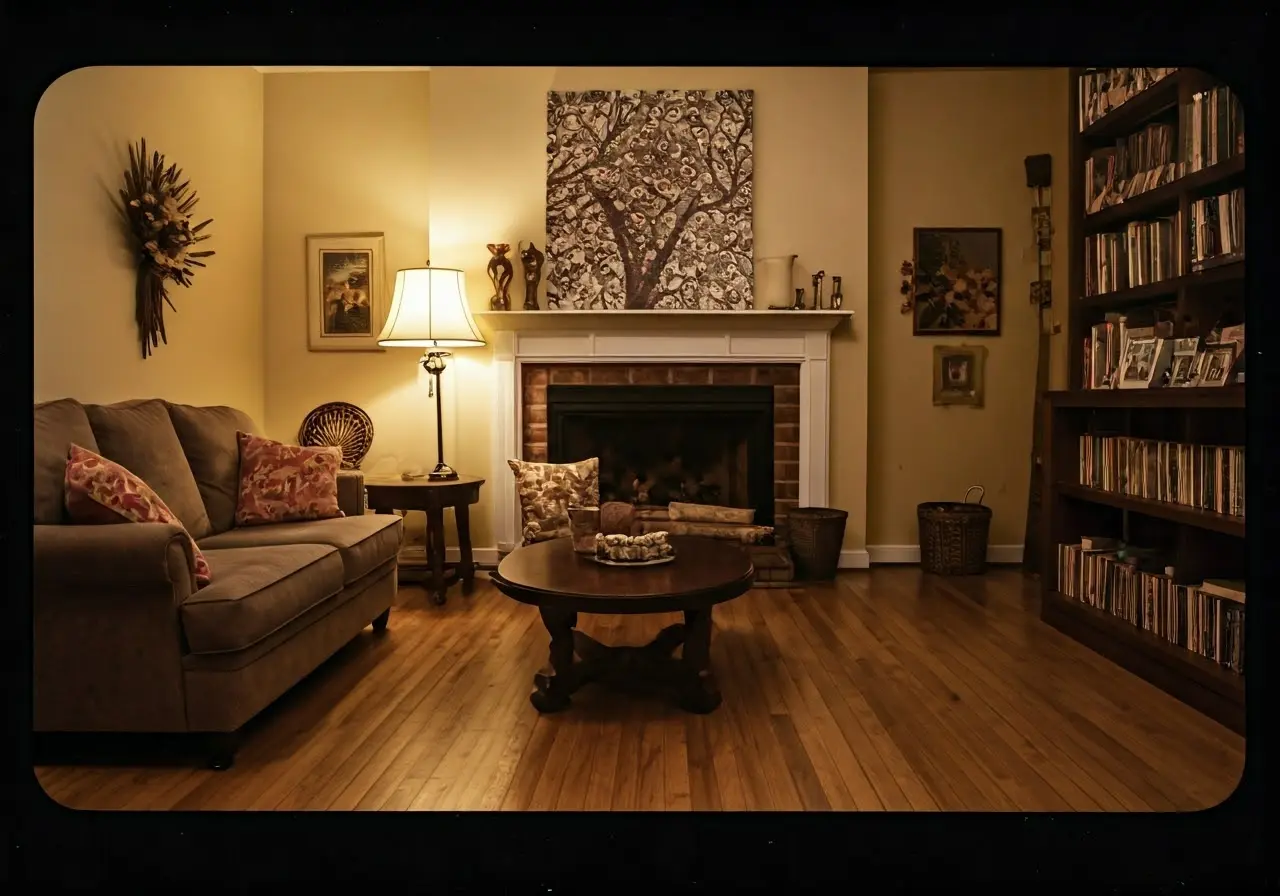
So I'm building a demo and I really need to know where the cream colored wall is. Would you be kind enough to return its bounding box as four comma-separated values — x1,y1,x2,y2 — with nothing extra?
34,66,265,422
427,67,870,551
866,68,1070,547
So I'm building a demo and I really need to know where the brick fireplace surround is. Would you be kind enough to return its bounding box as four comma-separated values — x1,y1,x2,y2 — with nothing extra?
482,310,853,558
521,363,801,533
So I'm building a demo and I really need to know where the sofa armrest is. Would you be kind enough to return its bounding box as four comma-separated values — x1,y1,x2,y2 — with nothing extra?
33,524,194,732
337,469,366,517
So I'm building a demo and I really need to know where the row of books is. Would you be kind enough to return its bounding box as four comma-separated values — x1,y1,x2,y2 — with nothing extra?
1078,67,1177,132
1183,87,1245,174
1190,188,1245,271
1085,122,1178,214
1079,434,1245,517
1056,541,1243,674
1083,216,1179,296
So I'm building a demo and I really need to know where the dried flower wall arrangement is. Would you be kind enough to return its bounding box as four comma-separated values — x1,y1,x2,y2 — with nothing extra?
899,260,914,314
118,140,214,358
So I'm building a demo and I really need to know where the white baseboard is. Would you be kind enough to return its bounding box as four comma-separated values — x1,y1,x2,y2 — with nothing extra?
865,544,1024,565
838,549,872,569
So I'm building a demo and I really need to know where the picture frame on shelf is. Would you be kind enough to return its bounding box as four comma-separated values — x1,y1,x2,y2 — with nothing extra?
1193,342,1237,387
1116,334,1171,389
932,344,987,407
912,227,1002,336
306,232,388,352
1168,337,1202,387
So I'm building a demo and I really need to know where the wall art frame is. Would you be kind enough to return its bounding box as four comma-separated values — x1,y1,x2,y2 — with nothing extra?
306,232,387,352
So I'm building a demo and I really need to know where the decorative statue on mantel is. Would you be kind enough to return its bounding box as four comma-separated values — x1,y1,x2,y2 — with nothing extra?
811,270,826,310
830,275,844,310
518,241,545,311
486,243,514,311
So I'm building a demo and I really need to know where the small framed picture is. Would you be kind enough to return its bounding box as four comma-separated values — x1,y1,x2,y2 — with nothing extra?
932,344,987,407
1194,342,1237,387
1117,335,1170,389
1168,337,1201,387
306,233,388,352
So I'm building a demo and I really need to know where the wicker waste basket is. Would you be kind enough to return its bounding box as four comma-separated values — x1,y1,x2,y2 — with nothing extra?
788,507,849,581
917,486,992,576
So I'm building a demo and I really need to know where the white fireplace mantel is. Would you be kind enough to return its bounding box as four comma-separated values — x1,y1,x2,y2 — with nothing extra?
485,309,853,553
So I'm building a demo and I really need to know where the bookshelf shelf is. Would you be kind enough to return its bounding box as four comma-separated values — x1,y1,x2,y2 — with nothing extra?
1046,67,1247,733
1056,482,1245,537
1040,590,1244,732
1082,154,1246,235
1078,260,1245,310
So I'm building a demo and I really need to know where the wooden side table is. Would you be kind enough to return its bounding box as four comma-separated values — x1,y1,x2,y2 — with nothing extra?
364,475,485,606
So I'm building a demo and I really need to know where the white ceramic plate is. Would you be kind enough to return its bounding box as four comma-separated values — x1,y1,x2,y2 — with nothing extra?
586,553,677,568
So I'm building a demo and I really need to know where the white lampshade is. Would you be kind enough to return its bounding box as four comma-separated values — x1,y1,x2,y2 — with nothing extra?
377,266,486,348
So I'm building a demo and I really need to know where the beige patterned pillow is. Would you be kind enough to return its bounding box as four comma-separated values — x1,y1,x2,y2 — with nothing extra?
507,456,599,545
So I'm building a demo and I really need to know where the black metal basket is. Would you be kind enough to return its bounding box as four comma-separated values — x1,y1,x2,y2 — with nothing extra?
917,486,991,576
788,507,849,581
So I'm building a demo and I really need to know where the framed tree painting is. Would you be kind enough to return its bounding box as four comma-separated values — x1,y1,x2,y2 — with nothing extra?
306,232,387,351
912,227,1002,336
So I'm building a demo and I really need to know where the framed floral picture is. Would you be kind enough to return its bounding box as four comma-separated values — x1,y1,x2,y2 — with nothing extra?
306,232,387,352
912,227,1002,336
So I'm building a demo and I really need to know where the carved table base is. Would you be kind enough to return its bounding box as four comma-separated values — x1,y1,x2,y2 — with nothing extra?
530,606,721,715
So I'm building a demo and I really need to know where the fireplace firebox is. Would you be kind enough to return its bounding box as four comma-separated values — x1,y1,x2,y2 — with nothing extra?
546,384,775,527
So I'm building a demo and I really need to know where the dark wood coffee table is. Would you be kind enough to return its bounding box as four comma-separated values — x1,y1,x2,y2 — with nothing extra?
489,535,754,714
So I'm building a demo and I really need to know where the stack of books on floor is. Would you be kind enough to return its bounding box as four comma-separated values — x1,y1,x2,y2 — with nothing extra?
1056,538,1244,674
1079,434,1245,517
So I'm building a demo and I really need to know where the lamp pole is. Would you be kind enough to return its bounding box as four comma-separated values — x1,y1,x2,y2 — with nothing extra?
422,349,457,480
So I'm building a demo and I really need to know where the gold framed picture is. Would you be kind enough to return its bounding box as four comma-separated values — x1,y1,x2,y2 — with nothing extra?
1194,342,1237,387
932,344,987,407
306,232,387,352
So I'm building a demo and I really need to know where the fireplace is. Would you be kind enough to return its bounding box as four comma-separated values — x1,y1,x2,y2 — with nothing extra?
546,384,775,526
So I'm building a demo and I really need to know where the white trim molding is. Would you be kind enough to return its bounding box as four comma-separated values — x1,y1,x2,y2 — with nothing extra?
865,544,1025,565
484,311,854,554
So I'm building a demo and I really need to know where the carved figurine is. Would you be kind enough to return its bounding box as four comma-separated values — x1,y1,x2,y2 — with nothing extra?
486,243,514,311
811,270,825,310
830,275,843,310
518,241,545,311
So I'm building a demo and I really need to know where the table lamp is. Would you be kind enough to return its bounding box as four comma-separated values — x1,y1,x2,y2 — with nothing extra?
377,263,486,481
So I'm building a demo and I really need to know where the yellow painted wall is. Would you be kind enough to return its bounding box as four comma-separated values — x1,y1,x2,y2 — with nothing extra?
34,66,265,422
866,68,1070,547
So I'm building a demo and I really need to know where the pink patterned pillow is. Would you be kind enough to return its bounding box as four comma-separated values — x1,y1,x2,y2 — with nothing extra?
64,443,211,588
234,431,343,526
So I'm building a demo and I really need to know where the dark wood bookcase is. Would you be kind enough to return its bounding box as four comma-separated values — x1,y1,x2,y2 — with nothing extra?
1039,68,1246,734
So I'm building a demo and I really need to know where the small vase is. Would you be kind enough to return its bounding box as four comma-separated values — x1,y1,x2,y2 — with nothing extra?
754,255,797,309
568,505,601,554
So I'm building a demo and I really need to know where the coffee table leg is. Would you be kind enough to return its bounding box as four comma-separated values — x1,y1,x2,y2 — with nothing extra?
677,607,722,714
531,607,578,713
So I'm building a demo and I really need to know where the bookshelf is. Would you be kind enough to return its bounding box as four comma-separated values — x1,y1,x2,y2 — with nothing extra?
1041,67,1246,734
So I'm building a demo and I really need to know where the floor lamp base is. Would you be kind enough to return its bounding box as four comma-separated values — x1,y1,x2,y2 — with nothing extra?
428,463,459,481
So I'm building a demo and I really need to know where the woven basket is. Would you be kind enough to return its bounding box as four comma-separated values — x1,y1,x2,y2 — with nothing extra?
917,486,991,576
788,507,848,581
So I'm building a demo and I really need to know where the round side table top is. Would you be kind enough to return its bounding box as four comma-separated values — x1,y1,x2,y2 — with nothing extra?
364,474,486,489
491,535,754,615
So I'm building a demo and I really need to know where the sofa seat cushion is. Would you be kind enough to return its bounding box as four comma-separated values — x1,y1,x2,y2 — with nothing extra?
197,514,402,585
181,544,343,655
34,398,100,524
86,399,213,539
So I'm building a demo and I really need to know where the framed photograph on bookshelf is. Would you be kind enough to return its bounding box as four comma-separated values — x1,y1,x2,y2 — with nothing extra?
1169,337,1202,387
911,227,1001,336
1116,335,1171,389
1194,343,1236,387
931,344,987,407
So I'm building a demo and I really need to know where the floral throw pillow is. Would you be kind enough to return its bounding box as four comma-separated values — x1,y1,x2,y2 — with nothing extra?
64,443,211,588
235,432,344,526
507,456,599,545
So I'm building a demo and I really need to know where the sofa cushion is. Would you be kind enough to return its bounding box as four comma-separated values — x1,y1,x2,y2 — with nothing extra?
197,514,402,585
34,399,99,524
181,544,343,655
64,444,211,587
167,403,258,535
235,432,344,526
507,456,599,544
86,399,213,540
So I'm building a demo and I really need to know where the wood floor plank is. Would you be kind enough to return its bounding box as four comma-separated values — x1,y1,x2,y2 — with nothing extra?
36,570,1244,812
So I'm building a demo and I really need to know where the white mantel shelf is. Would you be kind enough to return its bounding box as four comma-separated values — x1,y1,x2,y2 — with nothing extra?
474,309,853,333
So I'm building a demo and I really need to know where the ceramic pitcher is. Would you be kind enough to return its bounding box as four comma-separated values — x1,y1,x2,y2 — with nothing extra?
754,255,797,309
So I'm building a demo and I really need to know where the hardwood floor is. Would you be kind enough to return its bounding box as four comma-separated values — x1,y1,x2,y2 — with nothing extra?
34,567,1244,811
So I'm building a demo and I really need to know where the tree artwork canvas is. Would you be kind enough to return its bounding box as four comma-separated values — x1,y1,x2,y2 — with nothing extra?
545,89,754,310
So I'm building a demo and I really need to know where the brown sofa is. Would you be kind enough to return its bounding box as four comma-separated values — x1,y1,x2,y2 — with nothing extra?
32,398,403,768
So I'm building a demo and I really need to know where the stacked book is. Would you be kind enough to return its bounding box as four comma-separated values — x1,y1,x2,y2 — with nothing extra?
1084,121,1179,213
1056,539,1244,673
1083,215,1180,295
1190,187,1245,271
1078,67,1178,131
1079,434,1245,517
1182,86,1245,173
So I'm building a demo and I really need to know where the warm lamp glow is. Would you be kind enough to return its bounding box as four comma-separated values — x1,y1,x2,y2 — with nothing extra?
377,267,485,348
